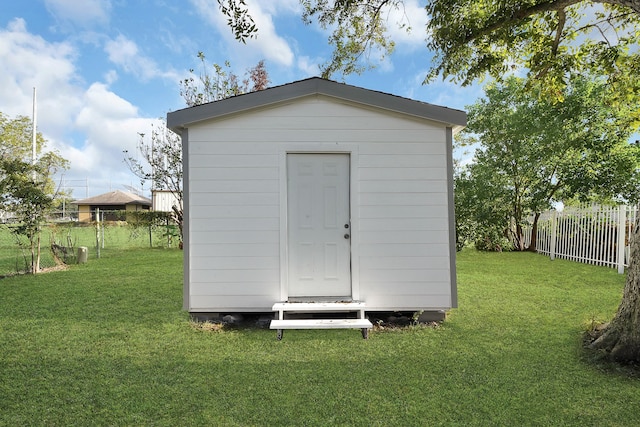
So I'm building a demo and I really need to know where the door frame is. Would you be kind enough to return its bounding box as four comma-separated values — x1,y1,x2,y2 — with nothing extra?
278,144,360,302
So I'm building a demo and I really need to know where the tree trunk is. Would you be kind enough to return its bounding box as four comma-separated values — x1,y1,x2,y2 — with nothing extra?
514,222,526,251
35,232,40,273
30,232,41,274
588,215,640,362
527,212,541,252
30,237,36,274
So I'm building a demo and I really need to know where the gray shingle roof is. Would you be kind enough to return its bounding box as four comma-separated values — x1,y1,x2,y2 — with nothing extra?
167,77,466,133
74,190,151,206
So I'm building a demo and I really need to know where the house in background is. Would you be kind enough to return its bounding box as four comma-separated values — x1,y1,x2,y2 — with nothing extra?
74,190,151,222
167,78,466,334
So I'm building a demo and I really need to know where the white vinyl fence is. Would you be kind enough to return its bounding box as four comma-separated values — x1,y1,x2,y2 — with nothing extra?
523,204,638,273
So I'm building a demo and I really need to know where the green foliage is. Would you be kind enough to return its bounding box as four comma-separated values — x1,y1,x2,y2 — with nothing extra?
179,53,270,107
455,166,512,251
216,1,640,104
0,157,66,273
2,248,638,424
456,76,640,251
0,112,46,160
426,1,640,102
0,112,69,273
216,0,258,43
125,210,174,227
301,0,399,77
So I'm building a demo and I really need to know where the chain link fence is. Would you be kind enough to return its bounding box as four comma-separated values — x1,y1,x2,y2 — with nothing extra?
0,210,180,276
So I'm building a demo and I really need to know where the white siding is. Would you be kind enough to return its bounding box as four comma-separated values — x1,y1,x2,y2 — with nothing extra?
152,191,180,212
186,95,454,312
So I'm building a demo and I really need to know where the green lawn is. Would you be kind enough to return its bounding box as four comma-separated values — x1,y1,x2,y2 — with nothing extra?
0,248,637,426
0,222,178,276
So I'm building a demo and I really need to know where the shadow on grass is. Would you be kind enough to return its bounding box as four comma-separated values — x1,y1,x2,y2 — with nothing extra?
580,333,640,379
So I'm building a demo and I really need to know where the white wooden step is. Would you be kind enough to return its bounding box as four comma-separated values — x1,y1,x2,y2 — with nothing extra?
271,301,371,339
272,302,366,312
270,319,373,330
272,302,367,321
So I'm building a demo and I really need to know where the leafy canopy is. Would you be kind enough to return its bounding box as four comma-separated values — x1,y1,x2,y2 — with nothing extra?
456,76,640,250
426,1,640,103
0,112,69,273
0,112,47,160
179,53,270,107
216,1,640,105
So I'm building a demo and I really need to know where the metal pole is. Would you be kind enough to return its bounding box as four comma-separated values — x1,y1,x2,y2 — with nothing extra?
96,208,101,259
32,87,37,165
31,87,37,180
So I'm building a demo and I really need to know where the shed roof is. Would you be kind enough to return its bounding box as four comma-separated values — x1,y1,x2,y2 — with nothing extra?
74,190,152,206
167,77,466,133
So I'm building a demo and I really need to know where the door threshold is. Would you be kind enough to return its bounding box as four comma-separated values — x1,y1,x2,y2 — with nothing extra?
287,296,354,303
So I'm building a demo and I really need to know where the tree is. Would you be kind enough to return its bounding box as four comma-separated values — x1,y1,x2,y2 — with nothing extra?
126,56,271,245
425,1,640,99
0,113,69,273
454,165,513,252
215,0,640,362
179,53,270,107
423,0,640,364
124,124,183,242
459,76,640,251
0,112,47,159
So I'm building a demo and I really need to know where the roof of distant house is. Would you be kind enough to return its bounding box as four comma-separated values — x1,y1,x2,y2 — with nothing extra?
74,190,152,206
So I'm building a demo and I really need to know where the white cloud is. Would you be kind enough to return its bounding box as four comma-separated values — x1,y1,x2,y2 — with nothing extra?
191,0,295,67
52,81,159,195
104,69,118,85
104,34,181,82
385,0,428,48
70,82,155,174
405,70,484,112
0,18,154,197
44,0,111,29
0,18,82,136
296,56,321,76
259,0,302,16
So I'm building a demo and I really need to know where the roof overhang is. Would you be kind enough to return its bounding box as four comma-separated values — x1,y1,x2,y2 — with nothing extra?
167,78,466,134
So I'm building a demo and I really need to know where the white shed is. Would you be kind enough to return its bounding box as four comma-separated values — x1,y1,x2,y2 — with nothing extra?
152,189,181,213
167,78,465,324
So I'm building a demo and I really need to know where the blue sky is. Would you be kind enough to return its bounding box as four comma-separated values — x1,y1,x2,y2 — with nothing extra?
0,0,482,198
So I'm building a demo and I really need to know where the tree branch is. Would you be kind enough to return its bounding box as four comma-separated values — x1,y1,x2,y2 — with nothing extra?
552,9,566,56
463,0,640,44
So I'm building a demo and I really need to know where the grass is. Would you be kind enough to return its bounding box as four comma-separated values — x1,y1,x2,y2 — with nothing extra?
1,248,638,426
0,222,178,276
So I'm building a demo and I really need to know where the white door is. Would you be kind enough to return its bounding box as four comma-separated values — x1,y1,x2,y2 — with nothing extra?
287,153,351,298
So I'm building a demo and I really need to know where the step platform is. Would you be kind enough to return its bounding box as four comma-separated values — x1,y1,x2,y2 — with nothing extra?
270,302,373,340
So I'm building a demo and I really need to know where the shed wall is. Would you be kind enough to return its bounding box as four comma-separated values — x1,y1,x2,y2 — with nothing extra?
152,191,181,212
186,95,454,312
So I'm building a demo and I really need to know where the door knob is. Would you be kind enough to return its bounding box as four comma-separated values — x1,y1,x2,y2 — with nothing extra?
344,234,350,239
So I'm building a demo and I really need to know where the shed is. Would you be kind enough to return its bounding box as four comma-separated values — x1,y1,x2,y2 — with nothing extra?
74,190,151,222
152,189,182,213
167,77,465,320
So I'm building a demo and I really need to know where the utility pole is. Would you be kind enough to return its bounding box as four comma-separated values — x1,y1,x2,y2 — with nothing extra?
32,87,37,179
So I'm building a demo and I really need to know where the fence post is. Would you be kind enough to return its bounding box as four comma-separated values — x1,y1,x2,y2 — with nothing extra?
95,207,101,259
617,205,627,274
550,210,557,261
